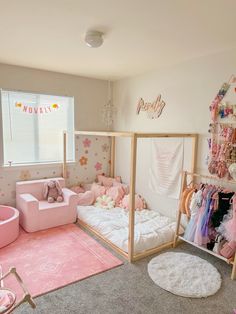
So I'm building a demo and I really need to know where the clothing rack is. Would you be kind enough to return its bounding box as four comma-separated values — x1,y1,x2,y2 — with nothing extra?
173,171,236,280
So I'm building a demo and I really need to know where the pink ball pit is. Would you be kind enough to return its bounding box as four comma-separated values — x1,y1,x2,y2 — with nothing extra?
0,206,19,248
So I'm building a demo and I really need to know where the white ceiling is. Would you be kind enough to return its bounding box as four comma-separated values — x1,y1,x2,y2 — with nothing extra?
0,0,236,80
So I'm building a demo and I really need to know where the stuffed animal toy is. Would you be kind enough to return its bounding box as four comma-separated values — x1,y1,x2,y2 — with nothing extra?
43,180,64,203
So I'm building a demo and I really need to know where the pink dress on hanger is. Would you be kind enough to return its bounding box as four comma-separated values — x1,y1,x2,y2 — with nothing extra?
183,189,203,242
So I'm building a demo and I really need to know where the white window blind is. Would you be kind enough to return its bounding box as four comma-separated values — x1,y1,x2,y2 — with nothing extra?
0,90,75,165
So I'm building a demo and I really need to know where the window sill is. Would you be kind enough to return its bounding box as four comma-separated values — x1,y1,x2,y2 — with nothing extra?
0,161,76,171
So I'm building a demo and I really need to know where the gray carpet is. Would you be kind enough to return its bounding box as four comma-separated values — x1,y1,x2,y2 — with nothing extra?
15,227,236,314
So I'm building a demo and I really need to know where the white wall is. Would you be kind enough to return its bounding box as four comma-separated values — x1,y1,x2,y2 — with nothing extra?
0,63,109,205
113,48,236,218
0,63,108,130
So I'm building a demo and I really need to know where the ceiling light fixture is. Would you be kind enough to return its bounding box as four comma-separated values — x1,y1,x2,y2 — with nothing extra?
85,31,104,48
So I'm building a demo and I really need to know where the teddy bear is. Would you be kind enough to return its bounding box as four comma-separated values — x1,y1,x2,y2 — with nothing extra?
43,180,64,203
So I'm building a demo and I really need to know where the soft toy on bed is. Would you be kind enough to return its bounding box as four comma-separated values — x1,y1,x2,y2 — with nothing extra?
119,194,147,211
43,180,64,203
95,195,115,210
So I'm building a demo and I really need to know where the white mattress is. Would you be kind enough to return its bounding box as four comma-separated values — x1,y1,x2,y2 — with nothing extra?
77,206,182,254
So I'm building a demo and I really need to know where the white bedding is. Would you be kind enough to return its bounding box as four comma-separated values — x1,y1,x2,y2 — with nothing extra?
77,206,183,254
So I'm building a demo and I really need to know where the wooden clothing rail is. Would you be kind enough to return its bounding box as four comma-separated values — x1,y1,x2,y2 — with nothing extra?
63,131,198,262
173,171,236,280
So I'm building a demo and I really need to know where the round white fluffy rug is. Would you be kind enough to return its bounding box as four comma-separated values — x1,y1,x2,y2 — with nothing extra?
148,252,221,298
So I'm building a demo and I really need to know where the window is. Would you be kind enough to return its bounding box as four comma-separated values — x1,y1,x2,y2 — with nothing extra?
0,90,75,165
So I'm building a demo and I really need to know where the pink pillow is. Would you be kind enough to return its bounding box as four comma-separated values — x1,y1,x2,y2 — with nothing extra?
70,185,85,194
97,175,122,187
91,183,107,199
82,183,93,191
78,191,94,206
113,181,129,194
119,194,147,211
106,186,125,206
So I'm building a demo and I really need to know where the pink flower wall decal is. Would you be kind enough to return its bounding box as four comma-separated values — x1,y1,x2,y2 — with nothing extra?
83,138,91,148
94,162,102,171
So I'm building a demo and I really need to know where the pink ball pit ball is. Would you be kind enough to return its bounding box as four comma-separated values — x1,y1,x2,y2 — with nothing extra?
0,206,19,248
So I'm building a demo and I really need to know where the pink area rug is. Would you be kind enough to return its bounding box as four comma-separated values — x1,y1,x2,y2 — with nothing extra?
0,224,123,298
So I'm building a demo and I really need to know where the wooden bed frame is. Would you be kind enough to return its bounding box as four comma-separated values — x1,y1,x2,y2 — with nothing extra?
63,131,198,262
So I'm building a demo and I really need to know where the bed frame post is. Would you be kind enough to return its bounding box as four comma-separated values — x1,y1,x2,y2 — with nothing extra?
173,170,187,247
110,136,116,177
232,253,236,280
128,134,137,262
191,134,198,175
63,131,67,179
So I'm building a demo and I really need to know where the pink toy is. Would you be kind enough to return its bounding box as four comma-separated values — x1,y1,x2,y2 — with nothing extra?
78,191,94,206
120,194,147,211
0,206,19,248
43,180,64,203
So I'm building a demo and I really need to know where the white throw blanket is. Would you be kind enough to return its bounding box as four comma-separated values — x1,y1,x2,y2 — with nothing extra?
149,138,184,199
77,206,182,253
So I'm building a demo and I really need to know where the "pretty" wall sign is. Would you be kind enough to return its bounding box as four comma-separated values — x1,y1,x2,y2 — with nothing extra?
136,95,166,119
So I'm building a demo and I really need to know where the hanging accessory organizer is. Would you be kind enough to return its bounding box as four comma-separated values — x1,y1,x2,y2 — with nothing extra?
208,75,236,180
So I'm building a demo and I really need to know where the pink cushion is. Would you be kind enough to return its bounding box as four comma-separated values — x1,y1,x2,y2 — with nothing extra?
97,175,121,187
82,183,93,191
78,191,94,206
119,194,147,211
91,183,107,199
70,185,85,194
106,186,125,206
112,181,129,194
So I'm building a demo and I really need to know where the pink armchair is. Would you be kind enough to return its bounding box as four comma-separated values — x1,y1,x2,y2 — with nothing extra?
16,177,78,232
